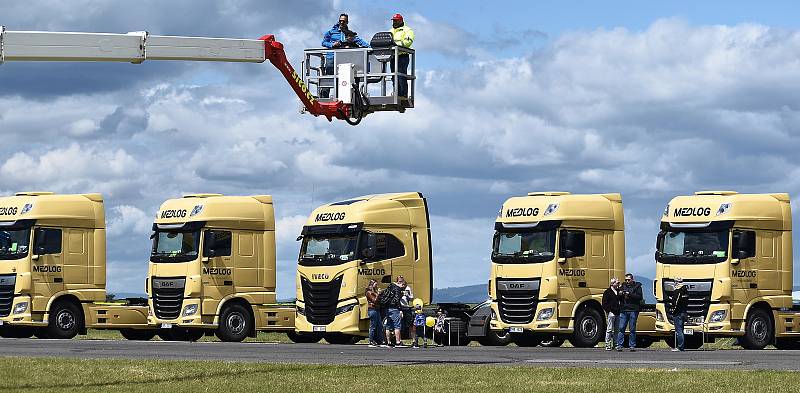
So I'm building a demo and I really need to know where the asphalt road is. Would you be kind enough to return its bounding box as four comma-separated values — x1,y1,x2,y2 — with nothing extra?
1,338,799,370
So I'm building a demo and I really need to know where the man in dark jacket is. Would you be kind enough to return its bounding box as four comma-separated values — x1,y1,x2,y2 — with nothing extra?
320,13,369,98
602,278,622,350
616,273,643,351
668,277,690,351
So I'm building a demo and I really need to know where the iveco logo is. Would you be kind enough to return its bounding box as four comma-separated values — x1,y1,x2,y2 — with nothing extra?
505,207,539,218
160,209,187,219
312,273,329,280
315,212,346,222
673,207,711,217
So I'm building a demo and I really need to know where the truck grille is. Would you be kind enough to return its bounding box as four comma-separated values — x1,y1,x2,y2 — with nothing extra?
151,277,186,320
301,275,342,325
496,278,540,325
0,274,15,317
663,279,712,321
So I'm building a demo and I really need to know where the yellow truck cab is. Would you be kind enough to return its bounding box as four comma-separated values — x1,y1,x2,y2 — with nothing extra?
294,192,432,344
0,192,150,339
488,192,628,347
148,194,293,342
655,191,800,349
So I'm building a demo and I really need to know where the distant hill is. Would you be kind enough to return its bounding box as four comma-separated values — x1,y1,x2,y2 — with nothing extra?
433,284,488,303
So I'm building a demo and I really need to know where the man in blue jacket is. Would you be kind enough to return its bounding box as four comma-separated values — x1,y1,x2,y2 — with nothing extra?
320,13,369,98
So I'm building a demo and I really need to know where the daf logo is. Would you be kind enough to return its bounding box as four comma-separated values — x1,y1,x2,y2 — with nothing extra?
505,207,539,218
508,283,526,289
189,204,204,217
315,212,346,222
673,207,711,217
160,209,187,219
312,273,329,280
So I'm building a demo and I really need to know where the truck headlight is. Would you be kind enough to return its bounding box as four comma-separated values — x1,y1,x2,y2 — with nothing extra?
12,302,28,314
656,310,664,322
537,307,554,321
335,303,357,315
182,304,198,317
709,310,727,323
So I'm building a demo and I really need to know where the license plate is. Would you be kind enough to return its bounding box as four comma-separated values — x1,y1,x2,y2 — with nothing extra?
313,326,326,332
683,328,693,335
509,327,523,333
161,323,173,329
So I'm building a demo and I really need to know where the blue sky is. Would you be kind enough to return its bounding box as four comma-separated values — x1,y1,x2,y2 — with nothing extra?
2,1,800,297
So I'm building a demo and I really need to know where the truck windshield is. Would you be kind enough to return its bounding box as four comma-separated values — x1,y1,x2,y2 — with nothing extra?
0,229,30,260
299,233,358,266
492,230,556,263
656,230,729,264
150,230,200,263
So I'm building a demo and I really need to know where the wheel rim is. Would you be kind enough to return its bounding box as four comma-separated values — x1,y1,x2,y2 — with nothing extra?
226,312,246,335
56,309,75,331
751,316,768,343
580,316,597,339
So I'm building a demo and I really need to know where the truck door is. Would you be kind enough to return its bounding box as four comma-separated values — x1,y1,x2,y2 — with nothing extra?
731,230,757,301
63,229,89,287
358,231,401,294
201,230,234,314
31,228,64,310
557,229,587,312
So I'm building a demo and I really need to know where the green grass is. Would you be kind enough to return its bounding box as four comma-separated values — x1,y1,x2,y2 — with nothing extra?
0,357,797,393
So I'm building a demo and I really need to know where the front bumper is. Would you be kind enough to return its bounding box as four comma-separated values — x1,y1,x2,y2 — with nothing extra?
148,298,217,329
654,303,743,336
294,300,362,335
489,301,569,333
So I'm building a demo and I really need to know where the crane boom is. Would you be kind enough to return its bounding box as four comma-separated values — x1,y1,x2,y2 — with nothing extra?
0,26,349,121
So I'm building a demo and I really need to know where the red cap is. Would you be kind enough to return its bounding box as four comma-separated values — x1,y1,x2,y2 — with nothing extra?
391,13,403,21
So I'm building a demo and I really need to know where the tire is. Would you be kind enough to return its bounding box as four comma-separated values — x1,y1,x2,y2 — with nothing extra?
512,333,543,347
569,307,604,348
775,338,800,350
0,326,34,338
44,300,83,339
478,329,513,346
287,331,322,343
120,329,157,341
540,335,566,348
324,333,361,345
215,303,253,342
741,308,773,350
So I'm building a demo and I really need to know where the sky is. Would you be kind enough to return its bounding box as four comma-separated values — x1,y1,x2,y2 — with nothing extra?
2,1,800,298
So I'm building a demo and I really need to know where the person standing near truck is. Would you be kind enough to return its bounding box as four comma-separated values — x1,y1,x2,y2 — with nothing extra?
668,277,690,352
616,273,643,351
397,276,416,346
380,277,405,347
365,279,384,347
602,278,622,350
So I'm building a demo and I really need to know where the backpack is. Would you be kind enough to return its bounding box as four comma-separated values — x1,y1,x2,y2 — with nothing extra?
377,284,401,308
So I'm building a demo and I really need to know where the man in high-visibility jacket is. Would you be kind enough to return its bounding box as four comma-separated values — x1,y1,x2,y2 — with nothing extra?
390,13,414,98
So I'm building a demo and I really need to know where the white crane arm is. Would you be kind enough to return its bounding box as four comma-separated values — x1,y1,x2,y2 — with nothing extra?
0,26,266,64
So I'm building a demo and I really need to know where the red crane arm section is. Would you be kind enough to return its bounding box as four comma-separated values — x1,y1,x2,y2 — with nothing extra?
259,35,349,122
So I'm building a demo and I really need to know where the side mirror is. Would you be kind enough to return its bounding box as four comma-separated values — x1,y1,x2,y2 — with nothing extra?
559,230,585,259
732,230,755,260
33,228,47,255
360,232,377,262
203,231,217,258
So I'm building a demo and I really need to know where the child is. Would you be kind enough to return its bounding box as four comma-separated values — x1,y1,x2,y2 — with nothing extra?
412,298,427,348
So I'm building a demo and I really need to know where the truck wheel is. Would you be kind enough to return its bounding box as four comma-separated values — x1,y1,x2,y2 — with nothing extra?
512,333,543,347
569,307,604,348
324,333,361,345
120,329,157,341
741,308,773,350
287,331,322,343
215,303,252,342
0,326,34,338
540,335,565,347
44,300,83,339
478,329,513,346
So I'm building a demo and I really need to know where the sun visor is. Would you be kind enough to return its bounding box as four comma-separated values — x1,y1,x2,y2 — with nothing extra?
495,220,561,232
660,220,734,232
153,221,206,232
302,223,364,236
0,219,36,230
